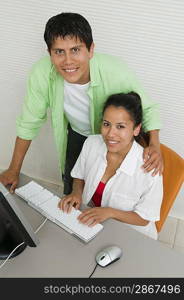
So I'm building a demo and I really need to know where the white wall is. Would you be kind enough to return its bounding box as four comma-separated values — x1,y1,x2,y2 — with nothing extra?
0,0,183,216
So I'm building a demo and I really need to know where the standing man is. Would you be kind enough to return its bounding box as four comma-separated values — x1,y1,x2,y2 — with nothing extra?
0,12,163,194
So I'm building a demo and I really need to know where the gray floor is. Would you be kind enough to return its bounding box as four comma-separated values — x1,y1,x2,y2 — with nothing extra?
35,177,184,255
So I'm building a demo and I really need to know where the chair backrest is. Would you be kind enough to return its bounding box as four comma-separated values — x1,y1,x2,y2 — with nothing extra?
156,144,184,232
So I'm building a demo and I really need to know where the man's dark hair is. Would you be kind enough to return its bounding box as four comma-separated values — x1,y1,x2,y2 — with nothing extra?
44,12,93,51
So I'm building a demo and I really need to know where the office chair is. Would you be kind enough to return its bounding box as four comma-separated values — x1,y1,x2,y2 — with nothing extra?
155,144,184,232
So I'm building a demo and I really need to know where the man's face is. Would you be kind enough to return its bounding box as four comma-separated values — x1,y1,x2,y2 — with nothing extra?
50,36,94,84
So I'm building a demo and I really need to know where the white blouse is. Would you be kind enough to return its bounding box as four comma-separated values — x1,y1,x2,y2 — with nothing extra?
71,135,163,239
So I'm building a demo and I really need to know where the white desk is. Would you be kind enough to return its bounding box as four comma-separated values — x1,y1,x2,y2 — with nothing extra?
0,173,184,278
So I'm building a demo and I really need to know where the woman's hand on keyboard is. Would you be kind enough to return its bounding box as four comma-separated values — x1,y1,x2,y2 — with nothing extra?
78,207,113,227
58,193,82,213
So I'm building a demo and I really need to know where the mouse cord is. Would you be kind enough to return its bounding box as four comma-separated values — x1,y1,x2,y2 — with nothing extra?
0,218,48,271
0,242,25,270
88,263,98,278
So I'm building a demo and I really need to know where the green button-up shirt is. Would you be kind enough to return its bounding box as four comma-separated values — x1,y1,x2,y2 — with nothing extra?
16,53,161,173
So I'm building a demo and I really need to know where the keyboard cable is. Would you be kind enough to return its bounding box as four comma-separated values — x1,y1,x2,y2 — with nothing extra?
88,263,98,278
34,217,48,233
0,218,48,270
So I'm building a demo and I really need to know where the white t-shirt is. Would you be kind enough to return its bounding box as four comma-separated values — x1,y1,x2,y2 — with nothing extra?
71,135,163,240
64,80,91,136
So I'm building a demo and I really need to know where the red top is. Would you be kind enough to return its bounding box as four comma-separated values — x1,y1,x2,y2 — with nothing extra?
92,181,106,207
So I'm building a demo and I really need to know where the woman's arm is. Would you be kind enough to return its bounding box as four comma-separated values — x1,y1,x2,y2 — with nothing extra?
110,208,149,226
72,178,85,196
78,206,149,227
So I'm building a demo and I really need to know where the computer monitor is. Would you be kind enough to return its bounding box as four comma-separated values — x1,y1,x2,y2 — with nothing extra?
0,183,39,260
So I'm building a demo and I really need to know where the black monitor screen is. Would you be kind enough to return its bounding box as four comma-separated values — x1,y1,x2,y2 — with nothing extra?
0,183,39,260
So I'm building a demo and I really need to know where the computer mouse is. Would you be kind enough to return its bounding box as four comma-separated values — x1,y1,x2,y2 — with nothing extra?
95,245,122,267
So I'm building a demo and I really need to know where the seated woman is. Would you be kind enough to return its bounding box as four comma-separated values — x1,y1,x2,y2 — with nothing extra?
59,92,163,239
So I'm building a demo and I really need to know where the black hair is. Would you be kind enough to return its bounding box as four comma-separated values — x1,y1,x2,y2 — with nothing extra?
44,12,93,52
102,92,144,142
103,92,142,126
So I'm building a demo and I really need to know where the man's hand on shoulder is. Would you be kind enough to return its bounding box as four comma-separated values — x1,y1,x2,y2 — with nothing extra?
0,169,19,193
142,144,163,176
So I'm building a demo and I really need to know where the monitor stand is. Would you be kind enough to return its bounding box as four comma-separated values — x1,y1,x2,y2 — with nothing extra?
0,222,27,260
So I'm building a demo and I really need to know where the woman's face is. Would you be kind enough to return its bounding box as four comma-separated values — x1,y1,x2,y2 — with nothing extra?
101,105,141,156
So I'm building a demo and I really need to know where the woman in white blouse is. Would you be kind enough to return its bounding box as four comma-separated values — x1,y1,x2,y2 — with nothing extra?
59,92,163,239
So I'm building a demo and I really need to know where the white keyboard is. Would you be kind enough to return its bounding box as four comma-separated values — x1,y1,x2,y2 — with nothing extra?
15,181,103,243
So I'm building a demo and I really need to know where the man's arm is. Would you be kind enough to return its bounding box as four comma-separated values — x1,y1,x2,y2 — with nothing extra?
123,59,163,175
0,137,31,192
142,129,163,176
149,129,160,146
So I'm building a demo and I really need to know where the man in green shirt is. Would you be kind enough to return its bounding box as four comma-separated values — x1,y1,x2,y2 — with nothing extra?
0,12,163,194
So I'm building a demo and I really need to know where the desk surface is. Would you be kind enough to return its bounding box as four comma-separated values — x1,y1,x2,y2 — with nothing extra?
0,173,184,278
